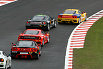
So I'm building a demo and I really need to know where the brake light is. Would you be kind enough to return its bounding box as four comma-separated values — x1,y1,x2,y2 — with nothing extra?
27,21,30,24
58,15,62,18
72,16,77,18
0,58,4,62
42,22,46,24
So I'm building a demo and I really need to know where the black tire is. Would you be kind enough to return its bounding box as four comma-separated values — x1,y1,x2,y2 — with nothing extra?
34,54,39,59
47,37,50,43
45,24,50,31
39,51,41,56
41,39,44,47
53,20,56,28
77,18,81,24
5,62,7,69
84,16,87,21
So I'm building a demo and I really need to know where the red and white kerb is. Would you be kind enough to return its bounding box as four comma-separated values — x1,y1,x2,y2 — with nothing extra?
0,0,17,6
65,10,103,69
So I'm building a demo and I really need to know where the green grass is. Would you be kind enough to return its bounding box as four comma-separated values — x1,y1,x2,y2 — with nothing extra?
73,17,103,69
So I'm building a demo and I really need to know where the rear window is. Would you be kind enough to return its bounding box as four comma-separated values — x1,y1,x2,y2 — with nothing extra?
16,41,34,47
24,30,39,35
32,16,46,21
64,10,76,14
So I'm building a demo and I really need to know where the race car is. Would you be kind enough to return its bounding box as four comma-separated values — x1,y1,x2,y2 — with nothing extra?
11,40,41,59
18,29,50,47
58,9,87,24
26,14,57,31
0,51,11,69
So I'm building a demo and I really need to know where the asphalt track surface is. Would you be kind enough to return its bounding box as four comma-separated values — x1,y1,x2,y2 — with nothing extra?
0,0,103,69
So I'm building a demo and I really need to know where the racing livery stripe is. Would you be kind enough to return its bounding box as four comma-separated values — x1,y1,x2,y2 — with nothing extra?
65,10,103,69
0,0,17,6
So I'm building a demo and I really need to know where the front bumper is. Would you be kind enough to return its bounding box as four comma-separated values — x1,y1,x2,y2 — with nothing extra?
58,18,79,23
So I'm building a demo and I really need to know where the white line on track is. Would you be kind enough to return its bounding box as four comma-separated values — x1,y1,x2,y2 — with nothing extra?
64,10,103,69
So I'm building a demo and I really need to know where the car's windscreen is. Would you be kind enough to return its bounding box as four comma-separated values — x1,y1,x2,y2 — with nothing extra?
64,10,76,14
16,41,34,47
24,30,39,35
32,16,46,21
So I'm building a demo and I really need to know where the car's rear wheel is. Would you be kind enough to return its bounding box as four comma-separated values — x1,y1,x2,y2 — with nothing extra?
85,16,87,21
5,62,7,69
41,39,44,47
47,37,50,43
46,24,50,31
53,21,56,28
78,18,81,24
34,53,39,59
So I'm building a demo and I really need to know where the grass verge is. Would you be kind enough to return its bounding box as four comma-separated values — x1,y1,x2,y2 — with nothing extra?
73,17,103,69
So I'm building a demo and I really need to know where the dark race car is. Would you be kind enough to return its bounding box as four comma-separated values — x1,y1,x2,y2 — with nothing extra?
26,14,57,31
18,29,50,47
11,40,41,59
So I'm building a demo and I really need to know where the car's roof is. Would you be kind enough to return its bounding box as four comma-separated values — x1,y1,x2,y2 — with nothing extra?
65,9,79,11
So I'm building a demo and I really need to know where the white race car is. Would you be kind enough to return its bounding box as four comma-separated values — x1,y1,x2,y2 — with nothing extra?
0,51,11,69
